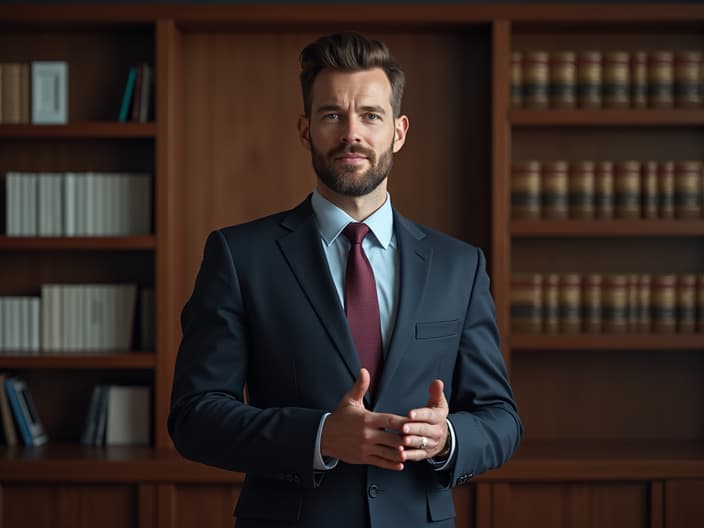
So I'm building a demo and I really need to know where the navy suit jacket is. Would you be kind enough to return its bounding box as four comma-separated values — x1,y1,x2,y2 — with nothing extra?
168,196,522,528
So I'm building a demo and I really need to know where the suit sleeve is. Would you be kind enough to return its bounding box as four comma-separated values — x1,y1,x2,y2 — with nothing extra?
445,247,523,486
168,230,325,489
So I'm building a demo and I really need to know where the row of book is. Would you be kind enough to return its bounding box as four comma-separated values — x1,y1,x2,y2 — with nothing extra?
0,374,47,446
0,285,154,354
512,50,703,109
512,160,703,220
0,374,151,447
118,63,153,123
5,172,152,237
511,272,704,335
0,63,30,123
80,384,150,446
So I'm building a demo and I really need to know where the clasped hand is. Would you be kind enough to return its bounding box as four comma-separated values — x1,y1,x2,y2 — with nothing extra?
320,368,449,471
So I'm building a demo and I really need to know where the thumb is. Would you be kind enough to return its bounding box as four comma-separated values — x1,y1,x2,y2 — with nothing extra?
346,368,370,404
428,379,447,409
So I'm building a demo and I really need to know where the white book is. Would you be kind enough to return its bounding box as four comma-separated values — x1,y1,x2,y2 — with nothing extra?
30,297,40,354
64,172,76,236
116,174,127,235
24,174,38,236
40,285,51,352
9,173,22,236
75,174,85,236
38,173,52,236
53,173,64,236
64,286,75,352
21,298,30,353
17,176,26,236
85,173,95,236
95,174,105,236
52,285,62,353
105,385,150,445
5,173,14,235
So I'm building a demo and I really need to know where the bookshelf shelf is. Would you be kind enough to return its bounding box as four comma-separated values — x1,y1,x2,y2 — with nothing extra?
0,122,156,139
511,333,704,350
0,236,156,251
510,220,704,237
0,353,156,369
510,109,704,126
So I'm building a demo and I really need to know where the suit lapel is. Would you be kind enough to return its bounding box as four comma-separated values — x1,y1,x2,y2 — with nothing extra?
375,211,432,408
277,197,362,383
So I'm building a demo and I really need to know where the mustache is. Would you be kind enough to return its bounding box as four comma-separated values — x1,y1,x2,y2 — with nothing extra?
328,145,375,158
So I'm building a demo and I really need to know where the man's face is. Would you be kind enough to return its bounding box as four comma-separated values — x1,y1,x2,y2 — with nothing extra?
298,68,408,198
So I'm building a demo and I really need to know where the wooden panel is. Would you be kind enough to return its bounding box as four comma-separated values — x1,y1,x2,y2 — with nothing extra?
512,350,704,443
172,485,240,528
665,480,704,528
1,484,138,528
453,484,477,528
493,482,650,528
174,28,491,311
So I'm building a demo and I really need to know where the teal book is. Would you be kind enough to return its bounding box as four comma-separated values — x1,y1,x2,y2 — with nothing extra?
118,67,137,122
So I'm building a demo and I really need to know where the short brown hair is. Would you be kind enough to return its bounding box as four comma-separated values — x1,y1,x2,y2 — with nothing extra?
299,32,405,118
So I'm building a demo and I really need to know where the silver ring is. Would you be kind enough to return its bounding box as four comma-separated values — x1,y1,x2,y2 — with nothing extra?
420,436,428,449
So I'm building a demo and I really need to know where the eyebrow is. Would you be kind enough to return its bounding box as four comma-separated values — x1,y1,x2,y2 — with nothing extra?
315,104,387,115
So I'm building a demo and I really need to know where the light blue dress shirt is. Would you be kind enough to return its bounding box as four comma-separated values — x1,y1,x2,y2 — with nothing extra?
309,189,455,471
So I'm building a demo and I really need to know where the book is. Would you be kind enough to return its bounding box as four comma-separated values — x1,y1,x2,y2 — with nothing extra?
105,385,150,445
0,373,18,446
118,66,137,122
4,377,47,446
80,384,106,446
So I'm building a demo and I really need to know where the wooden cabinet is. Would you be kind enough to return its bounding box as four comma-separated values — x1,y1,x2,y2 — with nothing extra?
0,4,703,528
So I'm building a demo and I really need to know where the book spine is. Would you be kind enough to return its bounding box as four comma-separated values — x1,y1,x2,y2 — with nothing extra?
614,160,641,219
603,51,630,109
648,51,674,108
549,51,576,109
577,50,602,108
641,161,659,219
674,51,701,108
676,274,696,334
627,273,640,332
658,161,675,219
523,51,549,109
559,273,581,334
652,274,677,334
581,273,602,334
638,274,652,333
542,273,560,334
511,161,541,219
603,274,628,334
674,160,701,219
569,160,595,219
630,51,648,108
542,161,569,219
510,273,543,334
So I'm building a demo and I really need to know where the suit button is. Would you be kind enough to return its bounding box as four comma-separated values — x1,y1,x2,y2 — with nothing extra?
368,484,378,498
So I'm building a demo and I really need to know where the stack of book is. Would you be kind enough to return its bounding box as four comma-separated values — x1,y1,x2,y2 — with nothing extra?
5,172,152,236
118,63,153,123
81,385,150,446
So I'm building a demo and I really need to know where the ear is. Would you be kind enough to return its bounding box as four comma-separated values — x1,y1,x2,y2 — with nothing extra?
297,114,312,151
392,114,410,153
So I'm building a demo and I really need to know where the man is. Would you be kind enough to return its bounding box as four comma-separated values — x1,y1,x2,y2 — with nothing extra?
169,32,522,527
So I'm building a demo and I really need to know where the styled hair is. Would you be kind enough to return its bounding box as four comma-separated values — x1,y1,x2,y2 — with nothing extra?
299,32,405,118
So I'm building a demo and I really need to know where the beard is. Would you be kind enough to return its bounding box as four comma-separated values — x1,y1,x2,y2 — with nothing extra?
311,140,394,197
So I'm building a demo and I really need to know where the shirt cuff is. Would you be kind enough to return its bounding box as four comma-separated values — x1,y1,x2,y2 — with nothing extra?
428,418,456,471
313,412,339,471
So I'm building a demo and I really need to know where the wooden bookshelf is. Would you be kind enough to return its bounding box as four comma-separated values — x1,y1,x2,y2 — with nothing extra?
1,4,704,528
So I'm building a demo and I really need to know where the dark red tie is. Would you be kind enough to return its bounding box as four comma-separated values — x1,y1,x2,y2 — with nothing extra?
343,223,383,392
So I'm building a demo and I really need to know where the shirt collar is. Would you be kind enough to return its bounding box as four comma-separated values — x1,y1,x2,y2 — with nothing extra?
311,188,394,249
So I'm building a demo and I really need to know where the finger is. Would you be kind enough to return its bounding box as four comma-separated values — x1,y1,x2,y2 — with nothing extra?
402,447,432,461
402,422,435,439
407,406,445,425
346,368,370,404
428,379,446,408
364,411,408,433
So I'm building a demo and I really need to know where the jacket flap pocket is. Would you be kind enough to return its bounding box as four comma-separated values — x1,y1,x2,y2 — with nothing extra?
427,489,456,521
415,320,458,340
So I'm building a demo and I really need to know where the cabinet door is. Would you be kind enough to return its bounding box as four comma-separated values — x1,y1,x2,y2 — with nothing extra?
665,479,704,528
493,482,650,528
1,484,139,528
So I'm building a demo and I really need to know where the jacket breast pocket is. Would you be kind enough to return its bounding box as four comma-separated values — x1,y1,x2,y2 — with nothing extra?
415,320,459,340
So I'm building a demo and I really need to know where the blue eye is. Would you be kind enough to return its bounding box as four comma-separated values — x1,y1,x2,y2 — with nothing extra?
367,113,380,121
324,113,339,121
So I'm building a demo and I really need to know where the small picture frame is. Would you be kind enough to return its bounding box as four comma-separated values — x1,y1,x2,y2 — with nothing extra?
31,61,68,124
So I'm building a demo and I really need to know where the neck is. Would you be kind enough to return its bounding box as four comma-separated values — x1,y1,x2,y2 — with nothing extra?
317,182,388,221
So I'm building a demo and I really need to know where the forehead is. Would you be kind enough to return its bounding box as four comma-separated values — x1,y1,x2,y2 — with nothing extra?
311,67,393,109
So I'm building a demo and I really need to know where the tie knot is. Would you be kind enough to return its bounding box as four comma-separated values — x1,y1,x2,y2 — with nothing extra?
343,223,371,245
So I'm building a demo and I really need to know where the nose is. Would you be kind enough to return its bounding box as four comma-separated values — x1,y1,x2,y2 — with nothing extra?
340,118,362,144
